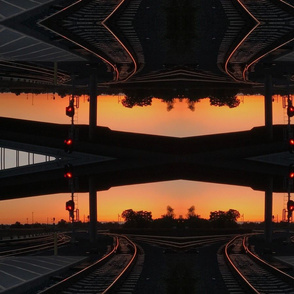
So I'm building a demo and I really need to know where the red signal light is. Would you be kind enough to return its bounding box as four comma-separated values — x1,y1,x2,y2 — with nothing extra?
288,200,294,212
289,139,294,154
64,138,73,153
66,103,75,117
64,163,73,178
66,200,75,212
288,106,294,117
64,172,72,178
289,164,294,179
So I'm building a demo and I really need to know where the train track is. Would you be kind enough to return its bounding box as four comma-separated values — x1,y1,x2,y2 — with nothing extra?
223,234,294,293
0,60,70,84
38,234,140,294
0,233,70,256
127,234,233,252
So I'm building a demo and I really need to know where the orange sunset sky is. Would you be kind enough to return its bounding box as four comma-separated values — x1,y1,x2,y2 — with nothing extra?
0,93,289,224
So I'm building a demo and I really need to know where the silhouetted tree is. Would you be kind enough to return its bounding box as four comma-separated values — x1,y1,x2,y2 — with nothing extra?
209,209,240,228
153,205,177,228
186,205,198,219
121,209,136,223
186,206,201,228
11,221,22,228
57,219,68,228
162,205,175,219
121,209,153,228
209,95,240,108
187,100,196,111
121,95,152,108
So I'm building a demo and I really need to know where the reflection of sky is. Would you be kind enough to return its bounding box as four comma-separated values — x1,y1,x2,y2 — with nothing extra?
0,93,287,137
0,180,285,224
0,93,288,224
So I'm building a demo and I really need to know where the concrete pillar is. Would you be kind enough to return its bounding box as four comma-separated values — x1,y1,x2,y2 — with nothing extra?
89,72,97,141
89,177,97,243
264,70,273,141
54,62,58,85
264,177,273,250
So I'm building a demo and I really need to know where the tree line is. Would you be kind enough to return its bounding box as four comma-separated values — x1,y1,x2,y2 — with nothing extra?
121,206,241,229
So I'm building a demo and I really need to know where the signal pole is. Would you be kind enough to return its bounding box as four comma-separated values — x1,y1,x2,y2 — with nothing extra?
89,70,97,141
89,177,97,244
264,176,273,251
264,67,273,141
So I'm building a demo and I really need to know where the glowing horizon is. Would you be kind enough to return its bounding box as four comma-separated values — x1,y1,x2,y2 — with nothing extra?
0,180,285,225
0,92,289,224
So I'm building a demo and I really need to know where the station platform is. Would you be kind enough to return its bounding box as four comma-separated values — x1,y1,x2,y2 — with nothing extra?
275,256,294,270
0,255,87,294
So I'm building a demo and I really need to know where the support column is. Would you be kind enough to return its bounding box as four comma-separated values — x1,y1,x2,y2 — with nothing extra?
264,177,273,251
53,62,58,85
264,69,273,141
89,71,97,141
89,177,97,243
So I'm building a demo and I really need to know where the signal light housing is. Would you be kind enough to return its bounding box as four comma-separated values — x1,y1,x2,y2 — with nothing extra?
66,200,75,212
289,139,294,154
66,106,75,117
64,138,73,153
289,164,294,179
64,164,73,178
66,100,75,117
288,200,294,212
288,106,294,117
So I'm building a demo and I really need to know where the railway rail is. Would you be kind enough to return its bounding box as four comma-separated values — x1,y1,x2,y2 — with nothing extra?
0,233,71,256
0,60,70,85
224,234,294,293
127,234,233,251
38,234,139,294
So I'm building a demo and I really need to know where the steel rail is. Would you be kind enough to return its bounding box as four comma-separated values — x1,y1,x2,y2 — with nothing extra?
243,236,294,284
101,0,138,82
38,236,120,294
224,235,260,293
0,233,70,257
102,235,138,294
237,0,294,81
38,0,120,82
127,233,235,240
131,235,229,249
0,234,53,245
0,60,69,79
280,0,294,9
0,61,70,84
224,0,260,82
225,234,294,293
242,37,294,82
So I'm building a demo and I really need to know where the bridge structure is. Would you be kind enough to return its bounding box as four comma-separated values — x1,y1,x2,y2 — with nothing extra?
1,0,294,123
2,0,294,246
0,116,292,246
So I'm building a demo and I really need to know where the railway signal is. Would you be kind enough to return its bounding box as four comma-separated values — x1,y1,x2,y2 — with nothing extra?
66,100,75,117
64,138,73,153
66,200,74,211
66,200,75,218
288,106,294,117
289,138,294,153
64,164,73,178
289,164,294,179
288,200,294,212
288,99,294,117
